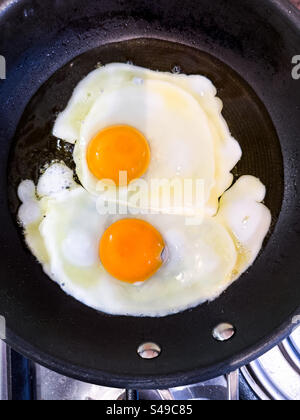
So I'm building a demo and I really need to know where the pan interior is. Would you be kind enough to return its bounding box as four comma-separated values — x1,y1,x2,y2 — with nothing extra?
5,37,286,387
8,38,283,236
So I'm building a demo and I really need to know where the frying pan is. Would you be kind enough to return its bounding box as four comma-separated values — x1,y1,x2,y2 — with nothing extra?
0,0,299,390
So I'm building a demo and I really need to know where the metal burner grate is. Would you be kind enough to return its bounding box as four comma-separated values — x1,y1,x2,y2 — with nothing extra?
241,328,300,400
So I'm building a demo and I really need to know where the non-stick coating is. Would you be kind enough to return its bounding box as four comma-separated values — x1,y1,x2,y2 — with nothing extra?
0,0,299,389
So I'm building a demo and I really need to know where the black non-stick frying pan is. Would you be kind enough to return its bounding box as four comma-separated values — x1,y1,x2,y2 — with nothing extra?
0,0,299,390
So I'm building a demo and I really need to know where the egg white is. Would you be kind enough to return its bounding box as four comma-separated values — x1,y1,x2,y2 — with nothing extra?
53,63,242,216
17,63,271,317
76,78,216,214
217,175,272,276
18,164,271,317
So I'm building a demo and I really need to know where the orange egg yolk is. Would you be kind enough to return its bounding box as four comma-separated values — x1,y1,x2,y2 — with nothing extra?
99,219,165,284
87,125,151,186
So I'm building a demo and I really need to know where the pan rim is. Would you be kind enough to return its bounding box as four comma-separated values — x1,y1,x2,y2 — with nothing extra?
4,310,299,389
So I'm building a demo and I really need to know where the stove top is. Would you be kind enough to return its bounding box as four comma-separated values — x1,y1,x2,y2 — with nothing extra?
1,327,299,400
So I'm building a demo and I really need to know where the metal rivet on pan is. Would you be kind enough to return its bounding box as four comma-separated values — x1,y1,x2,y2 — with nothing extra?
137,342,161,359
213,323,236,342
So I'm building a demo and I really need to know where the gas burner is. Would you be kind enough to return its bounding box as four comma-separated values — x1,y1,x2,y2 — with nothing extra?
241,328,300,400
31,369,239,401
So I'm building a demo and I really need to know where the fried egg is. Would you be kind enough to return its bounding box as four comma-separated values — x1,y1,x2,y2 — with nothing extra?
18,163,271,317
17,63,272,317
53,63,242,216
